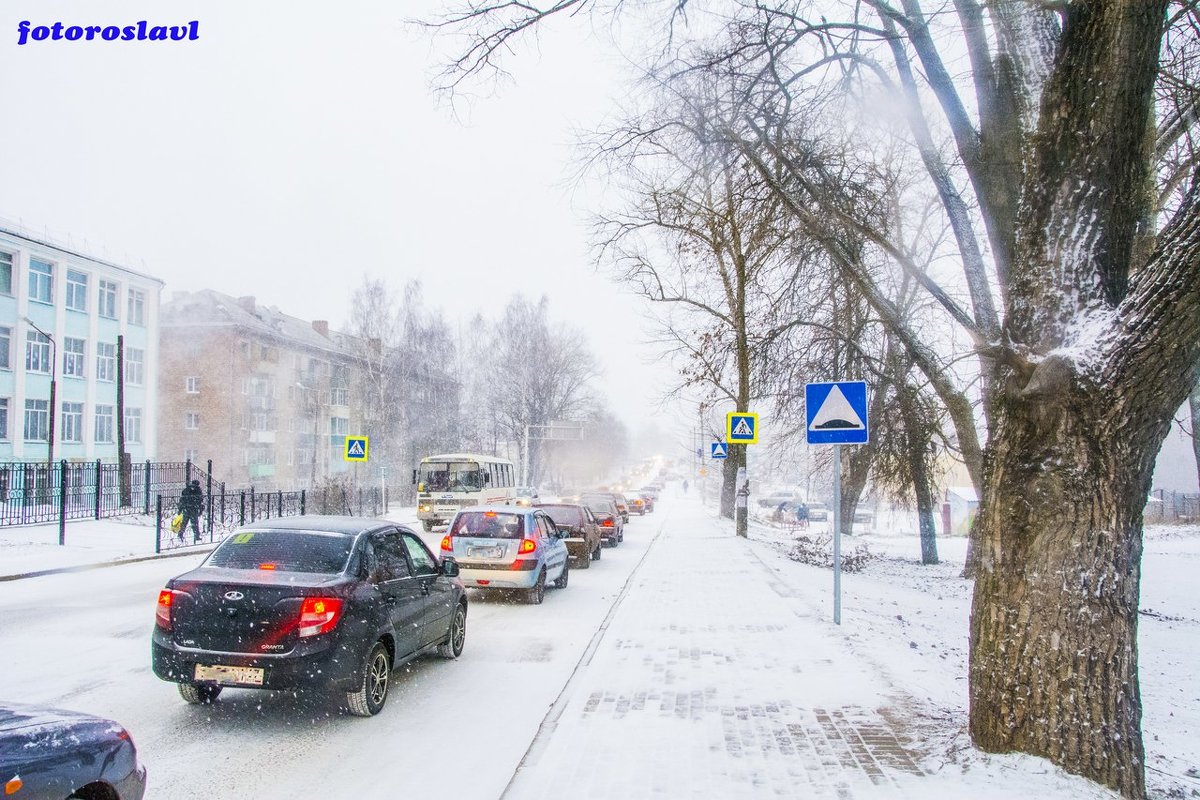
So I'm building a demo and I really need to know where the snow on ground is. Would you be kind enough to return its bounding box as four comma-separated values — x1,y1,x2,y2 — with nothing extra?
745,513,1200,799
1,501,1196,797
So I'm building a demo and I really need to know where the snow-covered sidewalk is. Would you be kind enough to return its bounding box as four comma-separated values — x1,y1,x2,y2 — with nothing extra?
505,498,1129,799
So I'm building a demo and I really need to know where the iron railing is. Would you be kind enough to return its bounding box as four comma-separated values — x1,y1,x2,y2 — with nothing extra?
1146,489,1200,523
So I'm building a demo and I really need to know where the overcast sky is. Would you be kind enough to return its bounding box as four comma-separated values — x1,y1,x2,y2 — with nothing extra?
0,0,686,454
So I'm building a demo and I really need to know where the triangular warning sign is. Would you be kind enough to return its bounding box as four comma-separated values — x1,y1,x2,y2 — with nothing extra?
347,440,365,457
732,418,753,436
712,443,728,457
810,385,865,430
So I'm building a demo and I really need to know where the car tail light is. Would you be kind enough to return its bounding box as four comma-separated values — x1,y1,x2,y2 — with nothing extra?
518,538,537,554
298,597,344,638
156,589,176,631
600,517,614,528
441,536,452,552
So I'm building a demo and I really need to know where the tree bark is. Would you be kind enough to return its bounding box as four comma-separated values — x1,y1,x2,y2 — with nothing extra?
1191,378,1200,493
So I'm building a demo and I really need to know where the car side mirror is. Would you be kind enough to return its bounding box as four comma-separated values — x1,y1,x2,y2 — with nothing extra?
441,557,460,577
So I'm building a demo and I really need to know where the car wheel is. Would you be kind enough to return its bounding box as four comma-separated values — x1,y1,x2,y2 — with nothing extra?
422,520,434,532
577,546,592,569
618,530,625,543
178,682,222,705
592,540,602,561
527,570,546,604
346,641,391,717
437,603,467,659
554,559,570,589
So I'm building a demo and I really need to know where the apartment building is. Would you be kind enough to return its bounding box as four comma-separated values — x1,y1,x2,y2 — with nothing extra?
0,223,163,463
158,291,364,489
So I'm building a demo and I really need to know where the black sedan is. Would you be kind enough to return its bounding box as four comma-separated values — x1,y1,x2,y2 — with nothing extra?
153,517,467,717
0,703,146,800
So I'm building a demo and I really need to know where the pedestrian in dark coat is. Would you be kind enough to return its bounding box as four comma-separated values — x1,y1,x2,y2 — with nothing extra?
178,479,204,543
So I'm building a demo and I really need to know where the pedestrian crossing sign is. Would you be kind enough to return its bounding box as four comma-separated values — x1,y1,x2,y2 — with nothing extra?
711,442,729,459
726,412,759,444
344,436,369,462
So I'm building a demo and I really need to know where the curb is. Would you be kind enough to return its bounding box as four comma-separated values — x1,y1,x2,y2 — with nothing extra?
0,546,216,583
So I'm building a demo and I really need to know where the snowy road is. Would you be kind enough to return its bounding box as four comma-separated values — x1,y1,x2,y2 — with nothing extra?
0,508,668,799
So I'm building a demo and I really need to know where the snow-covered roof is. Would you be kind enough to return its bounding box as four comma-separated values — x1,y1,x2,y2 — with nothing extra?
947,486,979,502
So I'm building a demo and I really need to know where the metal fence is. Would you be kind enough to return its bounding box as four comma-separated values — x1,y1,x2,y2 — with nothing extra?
154,485,387,553
0,459,197,527
1146,489,1200,523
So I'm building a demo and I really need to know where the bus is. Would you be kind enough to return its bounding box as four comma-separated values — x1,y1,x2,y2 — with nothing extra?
414,453,517,531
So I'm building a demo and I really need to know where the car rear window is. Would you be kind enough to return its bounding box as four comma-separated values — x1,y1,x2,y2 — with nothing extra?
450,511,526,538
206,530,354,573
539,505,583,527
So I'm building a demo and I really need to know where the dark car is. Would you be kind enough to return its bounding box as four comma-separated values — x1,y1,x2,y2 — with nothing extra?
637,492,656,512
152,516,467,717
627,496,647,515
0,703,146,800
580,496,624,546
535,502,603,568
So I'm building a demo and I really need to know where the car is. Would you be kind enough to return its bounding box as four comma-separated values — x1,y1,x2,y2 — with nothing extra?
0,703,147,800
535,502,603,568
512,486,540,507
580,496,624,546
758,491,802,510
808,502,829,522
852,508,875,533
441,505,570,604
638,492,656,512
638,485,660,500
152,516,467,717
627,496,647,515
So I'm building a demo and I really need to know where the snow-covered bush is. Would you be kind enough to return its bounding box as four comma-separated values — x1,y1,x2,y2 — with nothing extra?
786,532,874,572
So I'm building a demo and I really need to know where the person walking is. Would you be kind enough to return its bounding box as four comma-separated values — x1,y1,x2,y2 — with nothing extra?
178,479,204,543
682,479,690,494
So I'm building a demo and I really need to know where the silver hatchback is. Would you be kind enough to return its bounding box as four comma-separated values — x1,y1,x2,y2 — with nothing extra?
440,505,570,604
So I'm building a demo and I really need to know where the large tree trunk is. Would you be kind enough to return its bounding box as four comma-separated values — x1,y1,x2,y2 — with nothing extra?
719,448,739,518
1191,378,1200,493
968,393,1171,798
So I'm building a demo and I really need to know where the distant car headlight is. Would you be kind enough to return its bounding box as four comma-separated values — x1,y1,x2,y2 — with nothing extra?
419,504,433,513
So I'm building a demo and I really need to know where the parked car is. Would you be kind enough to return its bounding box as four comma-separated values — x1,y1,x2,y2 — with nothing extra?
0,703,147,800
853,508,875,533
535,502,603,568
758,491,802,510
152,517,467,717
580,496,624,546
808,502,829,522
441,505,570,603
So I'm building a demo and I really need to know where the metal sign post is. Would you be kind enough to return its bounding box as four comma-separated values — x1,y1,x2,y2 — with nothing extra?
735,465,748,538
805,381,869,626
832,444,842,625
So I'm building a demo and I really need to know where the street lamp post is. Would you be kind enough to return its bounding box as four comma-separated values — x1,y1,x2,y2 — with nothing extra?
24,318,56,488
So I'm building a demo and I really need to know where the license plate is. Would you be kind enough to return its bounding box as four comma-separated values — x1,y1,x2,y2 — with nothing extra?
195,663,264,686
467,545,503,558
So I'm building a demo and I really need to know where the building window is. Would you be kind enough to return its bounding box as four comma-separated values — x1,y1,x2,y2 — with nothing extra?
186,376,200,393
63,337,86,378
125,407,142,444
98,280,118,318
0,251,12,295
28,259,53,304
125,347,144,386
184,448,198,462
0,397,8,440
330,417,349,437
24,399,49,441
330,387,349,405
96,342,116,381
185,412,200,430
61,402,83,443
66,269,88,312
26,330,51,374
0,326,10,370
127,288,145,325
94,404,114,443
